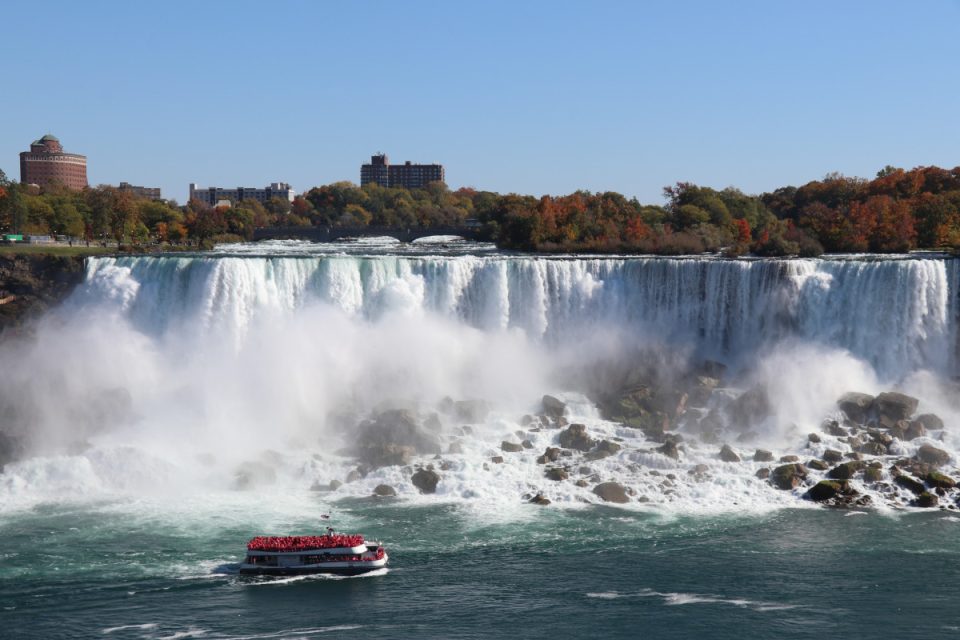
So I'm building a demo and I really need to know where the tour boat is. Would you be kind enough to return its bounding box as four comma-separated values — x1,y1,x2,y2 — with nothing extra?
239,534,388,576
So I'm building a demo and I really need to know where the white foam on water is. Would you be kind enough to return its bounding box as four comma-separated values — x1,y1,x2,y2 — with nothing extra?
157,629,210,640
588,589,801,612
229,627,364,639
102,623,159,634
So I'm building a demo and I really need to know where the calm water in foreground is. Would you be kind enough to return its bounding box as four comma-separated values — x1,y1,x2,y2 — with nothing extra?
2,501,959,639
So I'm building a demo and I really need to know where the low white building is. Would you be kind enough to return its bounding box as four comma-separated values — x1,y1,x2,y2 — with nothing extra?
189,182,296,207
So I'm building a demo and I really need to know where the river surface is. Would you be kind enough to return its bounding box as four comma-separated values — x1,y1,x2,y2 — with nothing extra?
3,502,960,639
1,239,959,638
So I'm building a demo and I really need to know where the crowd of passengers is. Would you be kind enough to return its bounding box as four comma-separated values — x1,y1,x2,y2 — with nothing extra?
247,534,365,552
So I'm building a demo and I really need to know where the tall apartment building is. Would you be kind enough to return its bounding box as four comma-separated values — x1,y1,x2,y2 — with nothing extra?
360,154,444,189
188,182,296,207
19,134,88,191
118,182,162,200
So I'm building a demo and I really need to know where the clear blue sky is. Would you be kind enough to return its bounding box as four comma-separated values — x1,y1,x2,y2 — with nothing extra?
2,0,959,205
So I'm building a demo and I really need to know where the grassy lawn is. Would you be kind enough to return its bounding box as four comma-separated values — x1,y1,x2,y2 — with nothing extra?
0,243,115,257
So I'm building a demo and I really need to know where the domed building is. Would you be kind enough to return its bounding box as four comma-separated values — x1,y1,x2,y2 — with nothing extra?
19,134,88,191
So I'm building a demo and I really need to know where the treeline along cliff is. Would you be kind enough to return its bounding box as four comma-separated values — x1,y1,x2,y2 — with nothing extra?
3,165,960,255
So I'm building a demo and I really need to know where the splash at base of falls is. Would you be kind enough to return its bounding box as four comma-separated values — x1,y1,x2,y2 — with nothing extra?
1,243,959,515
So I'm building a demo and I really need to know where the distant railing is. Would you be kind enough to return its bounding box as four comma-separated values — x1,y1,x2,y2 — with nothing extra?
252,225,483,243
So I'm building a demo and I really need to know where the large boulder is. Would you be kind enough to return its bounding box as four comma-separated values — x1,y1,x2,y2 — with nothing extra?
894,474,925,495
593,482,630,503
537,447,562,464
373,484,397,497
353,409,440,468
913,491,939,508
837,392,875,424
916,444,950,467
501,441,524,453
857,441,888,456
411,468,441,494
827,461,865,480
585,440,622,461
657,439,680,460
913,414,944,432
686,375,719,408
753,449,774,462
875,392,919,428
528,493,551,506
545,467,569,481
926,472,957,489
727,386,771,429
357,443,415,469
770,463,807,490
541,395,567,418
863,466,883,483
823,449,844,464
805,480,850,502
719,444,741,463
822,420,848,437
559,424,596,452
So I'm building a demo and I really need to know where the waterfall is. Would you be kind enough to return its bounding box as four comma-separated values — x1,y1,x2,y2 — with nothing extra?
78,253,960,380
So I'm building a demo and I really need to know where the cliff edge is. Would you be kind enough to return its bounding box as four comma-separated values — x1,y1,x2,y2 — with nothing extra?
0,254,87,334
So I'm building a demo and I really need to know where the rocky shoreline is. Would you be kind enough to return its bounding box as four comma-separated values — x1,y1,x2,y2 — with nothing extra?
297,363,959,513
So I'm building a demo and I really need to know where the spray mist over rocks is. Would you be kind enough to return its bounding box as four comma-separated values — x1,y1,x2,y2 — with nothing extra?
1,240,959,515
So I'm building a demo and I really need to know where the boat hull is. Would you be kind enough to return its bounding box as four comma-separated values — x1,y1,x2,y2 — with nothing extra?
239,562,387,577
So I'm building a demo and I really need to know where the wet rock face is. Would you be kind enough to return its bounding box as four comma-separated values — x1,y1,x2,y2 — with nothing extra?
913,414,944,432
559,424,595,452
411,468,441,494
726,386,771,429
837,392,875,423
806,480,850,502
537,447,562,464
541,395,567,418
657,439,680,460
925,471,956,489
770,463,807,490
719,444,741,463
828,461,865,481
913,491,939,508
501,441,524,453
917,444,950,467
593,482,630,503
545,467,569,482
373,484,397,497
353,409,441,469
823,449,843,464
894,474,925,495
875,392,919,427
0,255,86,334
585,440,622,461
